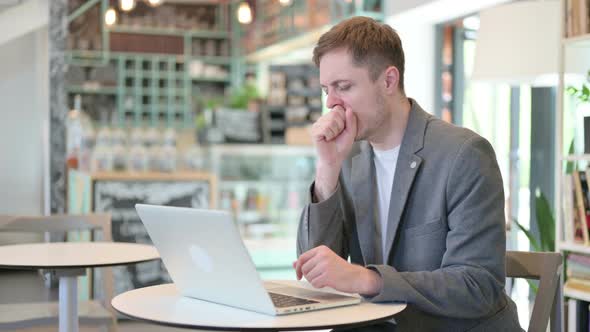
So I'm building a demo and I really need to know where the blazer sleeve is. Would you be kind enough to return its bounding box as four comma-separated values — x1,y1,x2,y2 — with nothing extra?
296,180,349,259
365,136,508,319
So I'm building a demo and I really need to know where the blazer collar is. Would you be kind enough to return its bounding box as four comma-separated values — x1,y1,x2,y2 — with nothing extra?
401,98,429,155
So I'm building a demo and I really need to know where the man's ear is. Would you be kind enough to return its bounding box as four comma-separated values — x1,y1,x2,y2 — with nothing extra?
383,66,400,95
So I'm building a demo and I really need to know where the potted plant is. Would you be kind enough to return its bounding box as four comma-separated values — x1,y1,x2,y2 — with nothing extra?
513,190,555,254
217,81,262,143
513,141,575,292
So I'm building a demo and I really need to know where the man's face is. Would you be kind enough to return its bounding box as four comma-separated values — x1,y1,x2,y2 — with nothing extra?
319,48,388,141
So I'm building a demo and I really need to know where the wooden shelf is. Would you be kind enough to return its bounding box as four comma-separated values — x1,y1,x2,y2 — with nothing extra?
66,86,117,95
108,26,229,39
561,155,590,161
209,144,315,157
87,171,215,181
559,241,590,255
219,180,310,187
563,33,590,47
190,76,230,83
564,285,590,302
190,56,232,65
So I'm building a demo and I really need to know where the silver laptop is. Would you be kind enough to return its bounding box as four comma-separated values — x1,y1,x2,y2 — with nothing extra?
135,204,361,316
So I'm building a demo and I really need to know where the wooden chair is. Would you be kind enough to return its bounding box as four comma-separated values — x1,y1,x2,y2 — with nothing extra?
506,251,563,332
0,213,117,332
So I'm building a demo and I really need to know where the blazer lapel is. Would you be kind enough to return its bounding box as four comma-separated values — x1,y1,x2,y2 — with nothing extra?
350,142,375,265
383,100,430,262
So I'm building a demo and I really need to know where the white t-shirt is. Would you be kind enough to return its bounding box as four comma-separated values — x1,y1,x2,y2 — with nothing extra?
372,145,400,263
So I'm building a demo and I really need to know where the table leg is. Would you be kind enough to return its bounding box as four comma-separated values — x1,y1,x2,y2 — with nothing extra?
52,269,85,332
59,275,78,332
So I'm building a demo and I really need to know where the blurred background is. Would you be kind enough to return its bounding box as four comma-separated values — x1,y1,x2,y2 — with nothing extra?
1,0,590,330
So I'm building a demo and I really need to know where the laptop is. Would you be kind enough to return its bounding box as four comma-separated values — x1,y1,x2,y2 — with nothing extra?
135,204,361,316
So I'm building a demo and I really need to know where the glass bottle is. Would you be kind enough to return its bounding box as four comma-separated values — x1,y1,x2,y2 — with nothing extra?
65,95,83,169
66,95,95,171
111,114,128,172
127,117,148,172
184,145,207,171
160,125,177,172
91,111,113,172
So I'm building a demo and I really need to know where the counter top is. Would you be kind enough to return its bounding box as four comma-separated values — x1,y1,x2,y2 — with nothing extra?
74,171,215,181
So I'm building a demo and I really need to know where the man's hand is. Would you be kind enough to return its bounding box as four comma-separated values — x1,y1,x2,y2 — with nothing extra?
311,106,357,201
292,245,382,296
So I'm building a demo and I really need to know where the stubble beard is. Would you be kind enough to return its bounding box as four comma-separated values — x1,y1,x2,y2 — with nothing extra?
358,94,389,143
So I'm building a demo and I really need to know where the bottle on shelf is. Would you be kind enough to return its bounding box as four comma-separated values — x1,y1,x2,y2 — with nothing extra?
127,118,149,172
160,126,178,172
127,140,148,172
90,111,114,172
111,114,128,172
94,114,113,148
90,142,114,172
184,145,208,171
146,130,162,172
66,94,95,171
145,119,161,149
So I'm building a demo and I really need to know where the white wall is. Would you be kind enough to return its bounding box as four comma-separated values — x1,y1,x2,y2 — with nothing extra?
387,21,436,113
0,27,48,216
384,0,512,114
387,0,438,16
386,0,512,25
0,0,48,48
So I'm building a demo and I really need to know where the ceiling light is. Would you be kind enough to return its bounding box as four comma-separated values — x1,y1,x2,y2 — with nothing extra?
105,7,117,26
119,0,135,12
146,0,163,7
462,15,480,30
279,0,292,6
237,2,252,24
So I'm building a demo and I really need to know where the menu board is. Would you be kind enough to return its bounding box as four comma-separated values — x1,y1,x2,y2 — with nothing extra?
92,180,211,296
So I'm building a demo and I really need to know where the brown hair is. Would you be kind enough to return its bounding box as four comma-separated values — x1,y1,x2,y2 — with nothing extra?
312,16,405,91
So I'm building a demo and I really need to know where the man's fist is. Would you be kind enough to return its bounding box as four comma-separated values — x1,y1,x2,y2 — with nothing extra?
311,106,357,201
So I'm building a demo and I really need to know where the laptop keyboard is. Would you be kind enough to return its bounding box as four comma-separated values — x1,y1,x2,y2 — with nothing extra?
268,292,319,308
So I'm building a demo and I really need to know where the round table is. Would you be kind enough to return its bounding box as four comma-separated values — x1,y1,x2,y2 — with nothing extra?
112,281,406,331
0,242,160,332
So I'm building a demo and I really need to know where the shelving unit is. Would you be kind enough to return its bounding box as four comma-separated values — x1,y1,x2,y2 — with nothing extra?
264,64,322,144
66,86,117,95
564,286,590,303
560,242,590,255
241,0,384,59
555,0,590,327
108,26,230,39
65,0,234,128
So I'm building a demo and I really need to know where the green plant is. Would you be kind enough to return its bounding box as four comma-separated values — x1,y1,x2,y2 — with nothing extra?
200,96,223,111
228,82,260,109
513,189,555,293
566,139,576,175
195,112,207,130
514,140,575,247
566,69,590,104
512,140,575,292
513,189,555,253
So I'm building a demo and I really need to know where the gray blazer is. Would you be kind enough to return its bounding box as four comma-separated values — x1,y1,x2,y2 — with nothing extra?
297,100,522,331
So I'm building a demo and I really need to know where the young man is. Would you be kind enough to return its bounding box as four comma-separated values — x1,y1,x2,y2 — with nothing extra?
294,17,522,331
